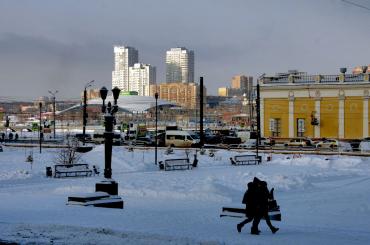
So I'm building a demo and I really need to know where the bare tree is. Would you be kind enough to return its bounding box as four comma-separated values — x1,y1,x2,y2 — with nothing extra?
54,139,82,165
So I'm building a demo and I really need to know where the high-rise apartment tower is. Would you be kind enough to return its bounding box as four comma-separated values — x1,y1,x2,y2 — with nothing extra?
112,46,139,91
166,47,194,83
129,63,156,96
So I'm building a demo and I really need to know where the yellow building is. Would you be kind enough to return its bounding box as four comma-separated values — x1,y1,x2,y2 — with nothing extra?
150,82,204,109
260,70,370,139
218,87,228,96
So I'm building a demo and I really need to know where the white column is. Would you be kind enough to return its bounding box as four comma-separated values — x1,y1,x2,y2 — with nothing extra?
315,100,320,138
363,98,368,138
289,99,294,138
260,99,264,137
338,99,345,139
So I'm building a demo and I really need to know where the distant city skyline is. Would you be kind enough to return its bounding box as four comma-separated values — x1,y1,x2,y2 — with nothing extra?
0,0,369,100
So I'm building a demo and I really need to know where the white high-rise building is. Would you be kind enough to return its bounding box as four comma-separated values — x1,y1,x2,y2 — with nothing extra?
129,63,156,96
112,46,139,91
166,47,194,83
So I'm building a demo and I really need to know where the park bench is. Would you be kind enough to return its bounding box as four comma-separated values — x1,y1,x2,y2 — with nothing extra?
230,155,262,165
159,158,192,171
54,164,93,178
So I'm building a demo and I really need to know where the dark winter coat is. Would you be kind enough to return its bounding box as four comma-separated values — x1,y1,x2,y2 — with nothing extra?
253,181,270,216
242,182,256,218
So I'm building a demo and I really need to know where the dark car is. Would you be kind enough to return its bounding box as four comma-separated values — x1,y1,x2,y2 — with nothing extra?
222,136,242,145
205,134,222,144
134,137,155,146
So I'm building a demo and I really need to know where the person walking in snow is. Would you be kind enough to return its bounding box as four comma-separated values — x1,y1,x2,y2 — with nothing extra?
251,180,279,235
237,181,255,233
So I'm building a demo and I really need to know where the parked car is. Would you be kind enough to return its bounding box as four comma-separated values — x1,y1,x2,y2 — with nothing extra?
222,136,242,145
284,138,311,147
134,136,155,146
315,139,339,149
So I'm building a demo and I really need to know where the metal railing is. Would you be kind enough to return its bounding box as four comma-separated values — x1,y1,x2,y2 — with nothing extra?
262,73,367,84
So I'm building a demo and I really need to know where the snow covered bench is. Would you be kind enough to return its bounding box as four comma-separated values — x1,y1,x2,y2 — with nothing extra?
159,158,192,171
230,155,262,165
54,164,93,178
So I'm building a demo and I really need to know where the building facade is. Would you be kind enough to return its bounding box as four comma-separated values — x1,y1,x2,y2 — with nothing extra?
112,46,139,91
218,75,253,98
128,63,156,96
150,82,203,109
260,69,370,139
166,47,194,83
80,89,101,101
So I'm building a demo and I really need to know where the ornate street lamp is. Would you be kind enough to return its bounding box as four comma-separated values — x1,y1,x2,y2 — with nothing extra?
94,86,123,208
67,86,123,209
99,86,119,179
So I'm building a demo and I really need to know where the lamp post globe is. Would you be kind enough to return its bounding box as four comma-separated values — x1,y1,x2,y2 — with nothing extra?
100,86,108,100
112,87,121,100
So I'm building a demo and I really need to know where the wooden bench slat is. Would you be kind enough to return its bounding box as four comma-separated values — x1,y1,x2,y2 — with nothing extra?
162,158,192,171
231,155,261,165
54,164,92,178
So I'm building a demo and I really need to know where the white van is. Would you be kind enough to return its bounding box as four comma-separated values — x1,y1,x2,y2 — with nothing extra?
165,130,199,147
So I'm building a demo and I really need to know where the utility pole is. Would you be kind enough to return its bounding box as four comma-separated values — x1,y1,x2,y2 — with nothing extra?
48,90,58,139
39,102,42,154
199,77,204,147
155,92,158,165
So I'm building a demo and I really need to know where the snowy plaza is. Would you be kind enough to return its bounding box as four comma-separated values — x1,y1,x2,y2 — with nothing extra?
0,145,370,244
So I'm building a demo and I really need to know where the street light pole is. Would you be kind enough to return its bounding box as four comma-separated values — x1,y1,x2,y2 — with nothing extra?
83,80,94,145
39,102,42,154
67,85,124,209
99,86,120,179
155,92,158,165
256,83,261,162
48,90,58,139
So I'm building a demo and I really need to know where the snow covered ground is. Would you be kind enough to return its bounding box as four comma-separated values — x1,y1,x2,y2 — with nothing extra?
0,145,370,244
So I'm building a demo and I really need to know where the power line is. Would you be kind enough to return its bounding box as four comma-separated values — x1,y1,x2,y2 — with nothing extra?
341,0,370,11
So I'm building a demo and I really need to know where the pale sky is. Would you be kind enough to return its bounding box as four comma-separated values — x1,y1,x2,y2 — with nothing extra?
0,0,369,100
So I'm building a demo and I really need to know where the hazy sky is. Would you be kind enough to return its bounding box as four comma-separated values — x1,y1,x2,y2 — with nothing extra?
0,0,369,100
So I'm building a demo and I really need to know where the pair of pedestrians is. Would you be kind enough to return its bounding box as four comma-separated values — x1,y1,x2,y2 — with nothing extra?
237,177,279,235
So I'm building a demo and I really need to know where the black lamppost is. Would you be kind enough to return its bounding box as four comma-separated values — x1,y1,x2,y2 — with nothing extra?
39,102,42,154
155,92,158,165
48,90,58,139
67,86,123,209
83,80,94,145
256,83,261,163
99,86,120,179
